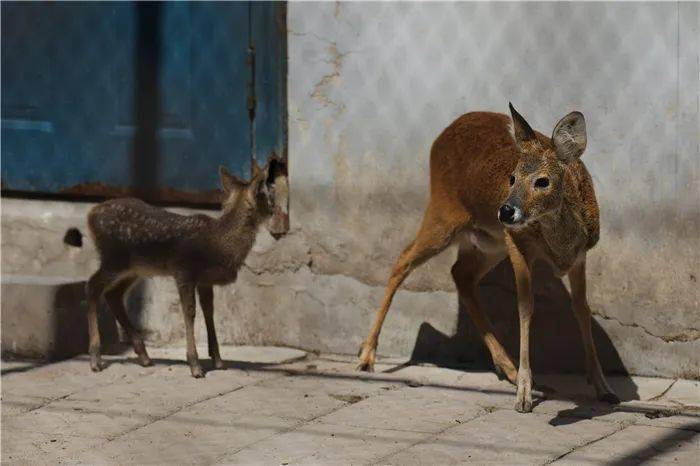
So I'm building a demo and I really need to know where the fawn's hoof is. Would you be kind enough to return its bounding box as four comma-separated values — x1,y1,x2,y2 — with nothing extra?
190,364,205,378
599,392,621,404
212,358,226,370
137,355,153,367
514,397,533,413
90,359,105,372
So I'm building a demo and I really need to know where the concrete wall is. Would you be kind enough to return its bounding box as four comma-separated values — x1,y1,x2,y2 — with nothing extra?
2,2,698,378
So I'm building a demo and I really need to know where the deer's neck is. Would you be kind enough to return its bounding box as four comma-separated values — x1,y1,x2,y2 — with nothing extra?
213,201,265,268
537,200,588,274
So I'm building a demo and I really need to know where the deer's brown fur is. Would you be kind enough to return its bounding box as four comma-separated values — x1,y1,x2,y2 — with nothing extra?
357,105,618,412
86,159,288,377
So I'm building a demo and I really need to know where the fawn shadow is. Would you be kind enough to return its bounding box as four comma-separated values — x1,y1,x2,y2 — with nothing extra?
410,259,639,408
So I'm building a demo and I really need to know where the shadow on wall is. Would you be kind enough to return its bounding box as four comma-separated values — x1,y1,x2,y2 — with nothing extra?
132,2,161,201
410,259,640,401
54,4,162,356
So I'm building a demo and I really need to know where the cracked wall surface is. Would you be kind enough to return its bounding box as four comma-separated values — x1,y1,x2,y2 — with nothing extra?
1,2,699,379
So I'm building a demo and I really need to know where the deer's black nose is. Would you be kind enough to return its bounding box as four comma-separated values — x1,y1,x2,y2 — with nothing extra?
499,204,516,224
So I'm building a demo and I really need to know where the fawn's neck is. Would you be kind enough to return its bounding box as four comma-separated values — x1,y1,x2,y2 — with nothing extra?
213,200,266,268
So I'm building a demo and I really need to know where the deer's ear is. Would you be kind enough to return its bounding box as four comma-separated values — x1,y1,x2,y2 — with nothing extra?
552,111,587,162
219,166,246,193
509,102,536,145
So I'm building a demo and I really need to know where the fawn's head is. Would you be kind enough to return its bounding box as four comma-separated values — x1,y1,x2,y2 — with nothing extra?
499,103,588,229
218,157,289,239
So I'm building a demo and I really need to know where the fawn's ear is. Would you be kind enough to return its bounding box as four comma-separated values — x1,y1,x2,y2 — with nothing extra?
552,111,587,162
266,155,287,186
509,102,537,146
219,166,246,193
251,159,262,179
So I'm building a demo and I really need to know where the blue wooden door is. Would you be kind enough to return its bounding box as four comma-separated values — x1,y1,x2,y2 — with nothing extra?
1,2,285,203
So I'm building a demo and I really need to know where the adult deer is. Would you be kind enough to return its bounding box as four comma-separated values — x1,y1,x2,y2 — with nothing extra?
357,104,619,412
86,158,289,378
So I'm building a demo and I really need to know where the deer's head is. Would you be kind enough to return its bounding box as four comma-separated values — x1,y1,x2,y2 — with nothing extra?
218,156,290,239
498,103,587,229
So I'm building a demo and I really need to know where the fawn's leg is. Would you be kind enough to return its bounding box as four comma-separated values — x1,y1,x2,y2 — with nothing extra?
357,207,468,371
86,267,119,372
104,276,152,367
506,234,534,413
569,259,619,403
176,279,204,378
197,285,224,370
451,247,518,385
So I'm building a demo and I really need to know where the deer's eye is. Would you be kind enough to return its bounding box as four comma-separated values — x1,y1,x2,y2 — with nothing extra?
509,175,515,186
534,177,550,189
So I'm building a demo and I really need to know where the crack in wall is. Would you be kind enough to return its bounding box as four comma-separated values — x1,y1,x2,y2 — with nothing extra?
594,312,700,343
309,43,350,113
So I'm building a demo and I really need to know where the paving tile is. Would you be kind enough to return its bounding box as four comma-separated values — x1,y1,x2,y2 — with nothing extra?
1,357,159,416
0,427,104,466
319,385,488,433
382,408,619,465
216,421,427,465
70,414,296,465
661,379,700,408
554,424,700,465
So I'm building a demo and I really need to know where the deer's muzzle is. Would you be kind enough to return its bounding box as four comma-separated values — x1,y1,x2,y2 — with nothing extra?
498,203,523,226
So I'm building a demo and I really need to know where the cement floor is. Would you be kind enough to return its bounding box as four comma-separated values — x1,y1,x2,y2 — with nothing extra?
1,346,698,465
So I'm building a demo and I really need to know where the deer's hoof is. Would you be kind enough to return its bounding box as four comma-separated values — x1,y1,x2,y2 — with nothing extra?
494,362,518,386
599,392,620,404
190,365,205,378
356,343,376,372
356,360,375,372
514,397,533,413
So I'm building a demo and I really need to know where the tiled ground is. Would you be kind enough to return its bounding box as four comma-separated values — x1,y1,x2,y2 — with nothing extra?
1,347,698,465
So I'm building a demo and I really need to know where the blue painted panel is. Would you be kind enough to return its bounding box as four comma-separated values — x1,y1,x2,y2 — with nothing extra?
1,2,286,202
252,2,287,162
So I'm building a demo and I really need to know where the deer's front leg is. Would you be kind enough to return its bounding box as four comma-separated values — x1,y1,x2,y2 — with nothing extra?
568,260,619,403
176,279,204,378
507,236,534,413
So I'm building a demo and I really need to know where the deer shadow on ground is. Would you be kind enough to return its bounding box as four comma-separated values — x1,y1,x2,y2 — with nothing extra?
410,259,640,422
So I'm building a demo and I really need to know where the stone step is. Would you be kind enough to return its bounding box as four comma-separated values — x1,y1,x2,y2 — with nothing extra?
1,274,119,361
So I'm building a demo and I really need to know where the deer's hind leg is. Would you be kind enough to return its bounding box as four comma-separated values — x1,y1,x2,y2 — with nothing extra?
357,205,469,372
86,267,122,372
104,276,152,367
451,245,518,385
197,285,224,370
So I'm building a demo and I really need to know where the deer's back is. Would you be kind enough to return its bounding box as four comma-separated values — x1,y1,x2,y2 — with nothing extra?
429,112,550,226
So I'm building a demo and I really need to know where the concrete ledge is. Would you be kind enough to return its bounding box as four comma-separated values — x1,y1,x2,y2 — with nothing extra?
1,274,118,360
